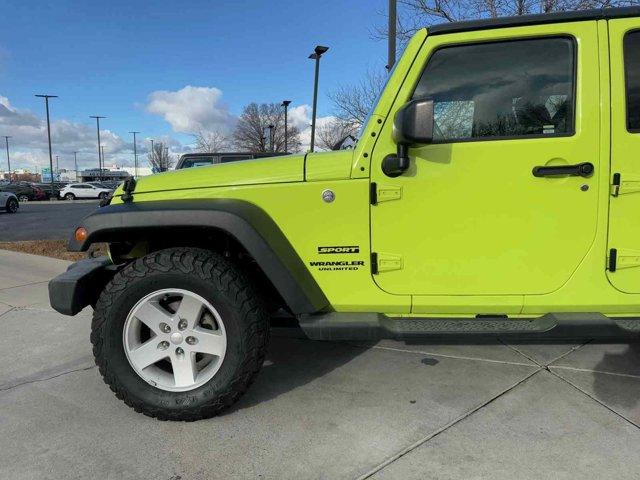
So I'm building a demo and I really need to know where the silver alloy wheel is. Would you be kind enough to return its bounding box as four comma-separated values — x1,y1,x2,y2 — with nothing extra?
123,288,227,392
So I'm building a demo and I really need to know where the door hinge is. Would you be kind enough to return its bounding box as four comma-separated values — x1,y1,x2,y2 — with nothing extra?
371,252,403,274
608,248,640,272
611,173,640,197
370,183,402,205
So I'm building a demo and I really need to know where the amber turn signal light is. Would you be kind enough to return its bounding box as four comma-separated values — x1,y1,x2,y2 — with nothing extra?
75,227,88,242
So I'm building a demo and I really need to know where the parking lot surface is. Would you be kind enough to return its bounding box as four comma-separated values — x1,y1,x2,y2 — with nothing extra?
2,249,640,479
0,200,98,241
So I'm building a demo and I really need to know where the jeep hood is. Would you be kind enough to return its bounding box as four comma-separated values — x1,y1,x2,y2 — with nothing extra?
128,154,305,194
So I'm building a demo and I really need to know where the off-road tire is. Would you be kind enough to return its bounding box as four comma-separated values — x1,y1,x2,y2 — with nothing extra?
91,247,270,421
5,197,18,213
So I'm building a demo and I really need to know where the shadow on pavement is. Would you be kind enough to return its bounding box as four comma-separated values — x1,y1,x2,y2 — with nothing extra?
591,343,640,410
226,325,373,413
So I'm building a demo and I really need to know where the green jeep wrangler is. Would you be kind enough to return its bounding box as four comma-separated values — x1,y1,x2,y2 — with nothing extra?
50,6,640,420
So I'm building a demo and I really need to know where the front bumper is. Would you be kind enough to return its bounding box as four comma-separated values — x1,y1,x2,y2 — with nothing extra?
48,256,114,315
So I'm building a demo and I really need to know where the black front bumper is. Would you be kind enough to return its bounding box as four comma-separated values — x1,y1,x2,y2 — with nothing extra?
48,256,114,315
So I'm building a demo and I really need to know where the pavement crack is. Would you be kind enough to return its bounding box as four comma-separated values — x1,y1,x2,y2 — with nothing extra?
550,364,640,380
367,344,535,367
0,279,49,292
0,358,95,392
548,368,640,430
357,367,543,480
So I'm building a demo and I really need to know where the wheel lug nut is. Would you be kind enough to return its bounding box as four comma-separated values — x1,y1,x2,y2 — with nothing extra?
178,319,188,331
159,322,171,333
175,347,184,355
186,336,198,345
158,341,169,350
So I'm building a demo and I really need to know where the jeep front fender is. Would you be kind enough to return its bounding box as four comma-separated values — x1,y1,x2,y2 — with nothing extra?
69,199,328,314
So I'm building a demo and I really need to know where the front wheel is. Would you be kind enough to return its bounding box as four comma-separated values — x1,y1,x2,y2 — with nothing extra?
98,192,108,200
64,193,75,201
6,198,18,213
91,247,270,421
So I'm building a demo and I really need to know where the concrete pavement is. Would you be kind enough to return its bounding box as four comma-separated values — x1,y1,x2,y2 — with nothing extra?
1,249,640,479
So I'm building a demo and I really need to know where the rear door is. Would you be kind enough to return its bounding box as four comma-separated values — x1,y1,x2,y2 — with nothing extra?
607,18,640,292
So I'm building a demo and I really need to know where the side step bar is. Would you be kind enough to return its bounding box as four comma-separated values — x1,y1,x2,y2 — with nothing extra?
298,313,640,341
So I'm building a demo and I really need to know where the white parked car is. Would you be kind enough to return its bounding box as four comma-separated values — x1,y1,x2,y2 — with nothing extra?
0,191,19,213
59,183,112,201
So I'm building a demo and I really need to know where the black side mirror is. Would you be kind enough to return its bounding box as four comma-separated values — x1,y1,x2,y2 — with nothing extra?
382,98,434,177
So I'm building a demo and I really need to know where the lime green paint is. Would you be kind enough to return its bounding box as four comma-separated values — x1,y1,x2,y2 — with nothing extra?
131,154,305,194
607,17,640,294
305,150,353,181
109,16,640,318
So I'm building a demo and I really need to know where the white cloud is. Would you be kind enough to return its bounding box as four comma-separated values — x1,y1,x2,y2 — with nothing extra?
146,86,235,134
286,104,335,152
0,93,188,171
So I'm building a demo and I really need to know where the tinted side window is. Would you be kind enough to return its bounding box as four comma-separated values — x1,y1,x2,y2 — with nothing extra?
624,31,640,132
220,155,251,163
413,37,575,142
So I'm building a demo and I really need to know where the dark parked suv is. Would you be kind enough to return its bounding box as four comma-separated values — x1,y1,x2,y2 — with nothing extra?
0,182,46,202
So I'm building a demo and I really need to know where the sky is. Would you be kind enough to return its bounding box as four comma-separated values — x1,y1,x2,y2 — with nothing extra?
0,0,392,172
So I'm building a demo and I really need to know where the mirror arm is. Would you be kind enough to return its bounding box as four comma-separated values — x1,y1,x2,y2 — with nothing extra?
381,143,410,178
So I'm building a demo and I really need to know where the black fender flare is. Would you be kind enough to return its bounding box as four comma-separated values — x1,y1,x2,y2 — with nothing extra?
70,199,328,314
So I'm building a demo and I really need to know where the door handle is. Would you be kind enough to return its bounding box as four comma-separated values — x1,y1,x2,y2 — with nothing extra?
532,162,594,178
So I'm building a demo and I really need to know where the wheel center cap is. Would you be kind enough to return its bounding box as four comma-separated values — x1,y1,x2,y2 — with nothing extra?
170,332,184,345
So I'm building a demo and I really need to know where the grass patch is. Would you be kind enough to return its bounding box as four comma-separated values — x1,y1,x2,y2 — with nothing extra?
0,240,106,262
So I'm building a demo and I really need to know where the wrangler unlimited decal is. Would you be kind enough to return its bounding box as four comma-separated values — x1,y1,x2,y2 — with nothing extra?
317,245,360,254
309,260,365,271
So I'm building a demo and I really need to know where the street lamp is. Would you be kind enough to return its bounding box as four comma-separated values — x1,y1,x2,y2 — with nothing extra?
3,136,11,183
35,94,58,197
90,115,106,181
281,100,291,153
55,155,59,175
268,124,275,152
308,45,329,152
129,131,140,178
101,145,105,178
73,151,78,181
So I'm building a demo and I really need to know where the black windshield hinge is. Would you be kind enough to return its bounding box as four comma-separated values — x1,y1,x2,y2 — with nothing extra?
612,173,621,197
371,252,378,274
370,182,378,205
609,248,618,272
121,177,137,203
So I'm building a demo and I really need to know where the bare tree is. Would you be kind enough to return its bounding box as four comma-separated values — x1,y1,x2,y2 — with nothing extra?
328,70,387,129
193,129,230,153
148,142,175,172
316,119,359,151
233,103,302,153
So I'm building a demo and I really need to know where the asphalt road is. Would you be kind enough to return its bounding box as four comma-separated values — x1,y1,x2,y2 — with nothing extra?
0,201,99,241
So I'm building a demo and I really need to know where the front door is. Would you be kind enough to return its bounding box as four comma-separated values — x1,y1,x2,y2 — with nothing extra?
607,18,640,293
370,22,601,298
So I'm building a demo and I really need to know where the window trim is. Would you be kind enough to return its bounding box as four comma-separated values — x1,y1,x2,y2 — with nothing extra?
624,29,640,133
411,35,578,145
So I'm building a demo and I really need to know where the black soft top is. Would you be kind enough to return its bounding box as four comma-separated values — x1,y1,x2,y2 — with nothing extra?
429,6,640,35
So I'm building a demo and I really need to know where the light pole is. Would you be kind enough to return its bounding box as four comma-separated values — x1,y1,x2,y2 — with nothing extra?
150,139,155,168
90,116,106,181
387,0,397,71
129,131,139,178
101,145,105,178
55,155,59,175
3,136,11,183
73,151,78,181
268,124,275,152
308,45,329,152
281,100,291,153
35,94,58,197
